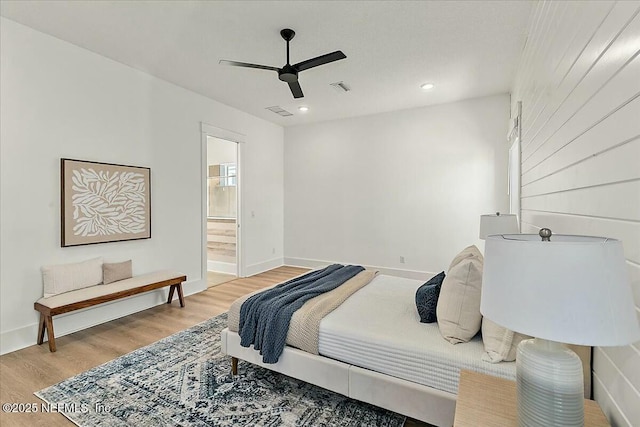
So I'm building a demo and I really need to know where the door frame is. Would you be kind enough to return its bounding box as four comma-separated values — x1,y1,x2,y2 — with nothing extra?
508,101,522,229
201,122,245,279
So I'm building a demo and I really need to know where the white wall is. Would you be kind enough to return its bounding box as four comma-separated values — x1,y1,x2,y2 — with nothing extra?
0,18,284,355
284,94,510,277
511,1,640,425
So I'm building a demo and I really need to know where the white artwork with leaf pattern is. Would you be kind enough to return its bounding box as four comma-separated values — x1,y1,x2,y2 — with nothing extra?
62,159,151,246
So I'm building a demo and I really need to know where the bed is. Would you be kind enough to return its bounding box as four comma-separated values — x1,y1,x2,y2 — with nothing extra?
221,268,591,427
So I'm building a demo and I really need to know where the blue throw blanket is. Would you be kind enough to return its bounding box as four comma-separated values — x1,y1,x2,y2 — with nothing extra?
239,264,364,363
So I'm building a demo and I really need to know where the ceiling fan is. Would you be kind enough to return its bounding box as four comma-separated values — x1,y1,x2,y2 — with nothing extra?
219,29,346,99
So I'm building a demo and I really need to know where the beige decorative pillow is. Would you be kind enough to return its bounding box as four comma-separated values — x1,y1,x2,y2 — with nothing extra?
42,257,103,297
448,245,483,270
103,260,133,285
437,246,483,344
481,317,529,363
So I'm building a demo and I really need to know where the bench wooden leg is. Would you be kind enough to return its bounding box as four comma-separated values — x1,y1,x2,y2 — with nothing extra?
176,283,185,308
167,283,185,307
37,313,46,345
231,357,238,376
44,315,56,352
167,285,176,304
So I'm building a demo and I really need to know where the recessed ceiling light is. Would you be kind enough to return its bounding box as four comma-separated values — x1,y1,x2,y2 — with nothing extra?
298,106,309,112
420,83,435,90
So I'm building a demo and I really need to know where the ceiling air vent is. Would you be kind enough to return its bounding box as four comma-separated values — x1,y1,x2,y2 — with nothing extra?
265,106,293,117
330,81,351,92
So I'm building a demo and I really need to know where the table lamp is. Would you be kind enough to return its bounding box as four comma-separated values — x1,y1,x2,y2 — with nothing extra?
481,229,640,427
479,212,519,239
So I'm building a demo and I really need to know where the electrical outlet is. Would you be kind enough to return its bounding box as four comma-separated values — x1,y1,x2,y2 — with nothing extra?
251,210,255,218
272,247,276,254
400,256,405,264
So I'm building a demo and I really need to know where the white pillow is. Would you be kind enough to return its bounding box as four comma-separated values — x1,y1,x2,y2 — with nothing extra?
42,257,103,297
448,245,483,270
437,246,484,344
481,317,529,363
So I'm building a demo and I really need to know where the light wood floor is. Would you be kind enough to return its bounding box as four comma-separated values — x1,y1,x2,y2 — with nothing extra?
0,266,427,427
206,271,236,288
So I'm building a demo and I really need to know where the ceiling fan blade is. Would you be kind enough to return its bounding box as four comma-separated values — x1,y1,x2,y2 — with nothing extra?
293,51,346,72
219,60,279,72
288,80,304,98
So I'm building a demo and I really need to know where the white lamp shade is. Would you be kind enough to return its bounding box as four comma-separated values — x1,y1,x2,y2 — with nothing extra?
479,214,519,239
481,233,640,346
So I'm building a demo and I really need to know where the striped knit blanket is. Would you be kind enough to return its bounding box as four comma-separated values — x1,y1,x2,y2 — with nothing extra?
238,264,365,363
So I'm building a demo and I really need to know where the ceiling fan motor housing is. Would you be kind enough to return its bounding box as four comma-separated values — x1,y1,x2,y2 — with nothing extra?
278,65,298,82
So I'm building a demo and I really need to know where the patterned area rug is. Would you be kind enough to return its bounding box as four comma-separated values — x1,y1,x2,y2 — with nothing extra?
36,313,405,426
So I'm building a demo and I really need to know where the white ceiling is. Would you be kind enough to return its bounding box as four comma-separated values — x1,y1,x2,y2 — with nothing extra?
0,1,534,127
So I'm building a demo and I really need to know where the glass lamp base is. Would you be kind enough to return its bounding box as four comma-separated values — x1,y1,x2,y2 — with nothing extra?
517,338,584,427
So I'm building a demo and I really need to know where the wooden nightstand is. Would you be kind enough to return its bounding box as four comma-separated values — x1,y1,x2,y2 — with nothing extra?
453,370,609,427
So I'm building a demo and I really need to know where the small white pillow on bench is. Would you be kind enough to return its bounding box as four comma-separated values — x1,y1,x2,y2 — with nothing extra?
42,257,103,297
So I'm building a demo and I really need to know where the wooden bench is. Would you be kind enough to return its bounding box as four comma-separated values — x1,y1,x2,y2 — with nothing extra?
34,270,187,352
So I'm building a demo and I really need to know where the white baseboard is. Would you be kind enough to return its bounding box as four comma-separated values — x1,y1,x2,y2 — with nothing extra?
207,260,236,274
283,257,434,281
244,257,284,277
0,278,206,356
0,324,38,356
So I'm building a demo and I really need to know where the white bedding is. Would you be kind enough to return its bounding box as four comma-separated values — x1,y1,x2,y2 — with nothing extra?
318,274,516,394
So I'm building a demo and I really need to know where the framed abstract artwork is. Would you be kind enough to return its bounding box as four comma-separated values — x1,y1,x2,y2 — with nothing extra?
61,158,151,247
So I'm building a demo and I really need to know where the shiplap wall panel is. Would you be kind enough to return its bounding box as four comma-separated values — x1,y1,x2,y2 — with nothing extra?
523,12,640,160
512,0,614,122
520,2,615,137
545,2,616,97
599,343,640,394
520,1,571,125
523,52,640,174
521,2,640,154
521,138,640,197
516,1,562,117
520,211,640,263
522,99,640,186
520,3,628,150
521,181,640,220
592,374,631,427
512,2,640,426
523,13,640,165
593,348,640,425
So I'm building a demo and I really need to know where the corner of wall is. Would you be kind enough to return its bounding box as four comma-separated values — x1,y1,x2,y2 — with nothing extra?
244,257,284,277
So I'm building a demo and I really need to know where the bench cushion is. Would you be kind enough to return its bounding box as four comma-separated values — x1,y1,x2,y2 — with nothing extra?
36,270,185,309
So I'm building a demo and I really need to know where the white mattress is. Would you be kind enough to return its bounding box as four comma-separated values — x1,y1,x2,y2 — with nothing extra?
318,274,516,395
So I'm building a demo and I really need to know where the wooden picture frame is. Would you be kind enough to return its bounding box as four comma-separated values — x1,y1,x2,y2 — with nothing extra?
61,158,151,247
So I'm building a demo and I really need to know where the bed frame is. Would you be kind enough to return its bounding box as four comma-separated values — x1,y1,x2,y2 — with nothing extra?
221,327,457,426
222,327,593,427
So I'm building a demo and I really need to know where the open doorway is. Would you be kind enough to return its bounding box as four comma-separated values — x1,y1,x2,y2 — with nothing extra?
206,136,238,287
